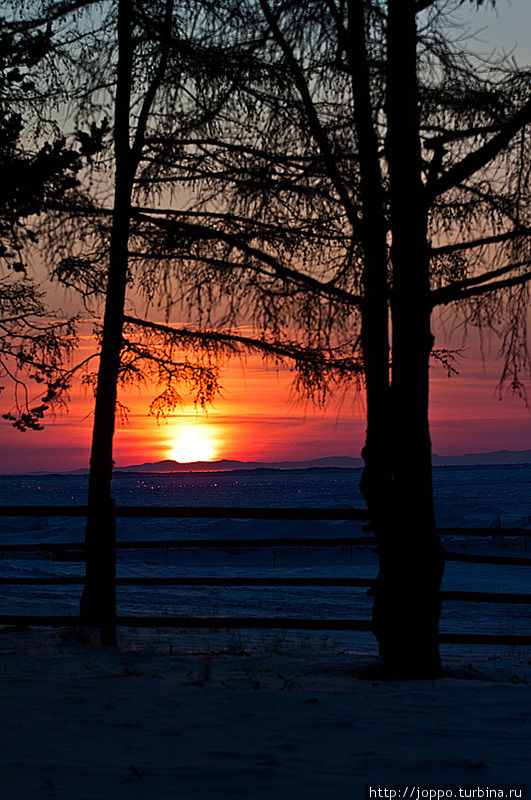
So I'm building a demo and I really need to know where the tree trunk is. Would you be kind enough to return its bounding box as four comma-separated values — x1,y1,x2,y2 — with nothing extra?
346,0,392,537
80,0,133,644
372,0,445,677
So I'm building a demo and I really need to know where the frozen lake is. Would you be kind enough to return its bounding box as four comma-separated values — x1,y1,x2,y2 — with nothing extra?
0,465,529,638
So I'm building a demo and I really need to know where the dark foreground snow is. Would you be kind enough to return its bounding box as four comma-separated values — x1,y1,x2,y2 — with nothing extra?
0,467,528,797
0,627,528,799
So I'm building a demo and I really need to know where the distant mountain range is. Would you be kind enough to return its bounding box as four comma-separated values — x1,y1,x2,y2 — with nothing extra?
114,456,363,473
112,449,530,473
19,449,531,476
431,449,531,466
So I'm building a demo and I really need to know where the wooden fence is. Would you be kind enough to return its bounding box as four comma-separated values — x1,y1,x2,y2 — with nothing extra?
0,505,530,646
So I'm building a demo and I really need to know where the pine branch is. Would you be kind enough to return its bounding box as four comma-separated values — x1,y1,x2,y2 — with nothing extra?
431,268,531,306
257,0,361,235
134,211,363,307
130,0,174,173
123,315,363,373
6,0,99,32
431,227,531,256
431,260,530,306
430,97,531,199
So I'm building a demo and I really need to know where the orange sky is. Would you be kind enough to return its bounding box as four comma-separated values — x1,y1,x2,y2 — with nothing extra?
2,237,530,474
1,0,529,474
0,327,529,474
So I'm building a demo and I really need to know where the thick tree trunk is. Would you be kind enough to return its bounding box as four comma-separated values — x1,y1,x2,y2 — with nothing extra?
372,0,445,677
346,0,392,533
80,0,133,644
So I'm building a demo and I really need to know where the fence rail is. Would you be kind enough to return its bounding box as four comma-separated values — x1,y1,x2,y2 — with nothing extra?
0,505,529,536
0,614,529,647
0,535,375,551
1,536,528,566
0,504,371,520
1,504,529,646
0,576,529,605
445,552,531,566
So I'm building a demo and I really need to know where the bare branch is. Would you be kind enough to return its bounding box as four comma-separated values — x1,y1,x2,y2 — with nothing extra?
431,260,530,305
133,211,363,307
430,97,531,199
130,0,174,172
431,227,531,256
257,0,361,235
123,314,364,373
5,0,100,32
431,269,531,307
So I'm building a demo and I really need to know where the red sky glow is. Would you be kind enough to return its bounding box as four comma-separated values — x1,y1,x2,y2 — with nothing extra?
0,332,529,474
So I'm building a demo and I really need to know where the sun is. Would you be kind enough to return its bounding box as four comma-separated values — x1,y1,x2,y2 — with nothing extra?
169,426,217,463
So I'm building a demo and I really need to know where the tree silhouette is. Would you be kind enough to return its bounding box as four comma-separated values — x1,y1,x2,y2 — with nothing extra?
6,1,363,640
0,13,80,430
126,0,529,675
52,0,361,637
6,1,529,672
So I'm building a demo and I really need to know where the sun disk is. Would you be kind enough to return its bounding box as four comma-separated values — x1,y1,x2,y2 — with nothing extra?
169,427,216,463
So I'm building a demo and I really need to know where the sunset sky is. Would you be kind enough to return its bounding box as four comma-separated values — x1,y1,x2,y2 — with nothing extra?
1,0,530,475
1,318,529,474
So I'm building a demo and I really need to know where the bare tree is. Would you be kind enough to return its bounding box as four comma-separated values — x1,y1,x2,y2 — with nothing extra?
76,0,230,641
7,0,364,642
9,1,528,669
125,0,529,674
0,12,82,430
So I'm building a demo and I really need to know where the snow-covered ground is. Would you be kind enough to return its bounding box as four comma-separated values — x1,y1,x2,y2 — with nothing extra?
0,466,530,635
0,626,529,799
0,538,529,637
0,467,529,797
